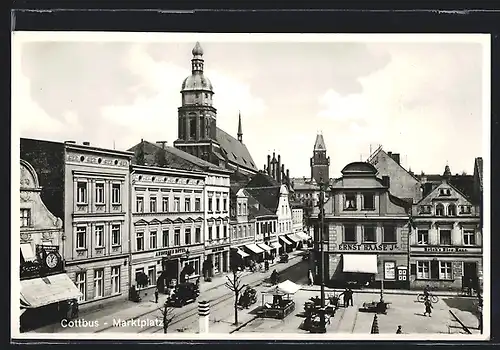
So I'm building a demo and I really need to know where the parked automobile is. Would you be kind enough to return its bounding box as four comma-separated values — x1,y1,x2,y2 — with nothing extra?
238,286,257,309
166,282,200,307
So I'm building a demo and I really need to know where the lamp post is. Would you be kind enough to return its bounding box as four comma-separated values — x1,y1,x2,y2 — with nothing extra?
318,178,327,334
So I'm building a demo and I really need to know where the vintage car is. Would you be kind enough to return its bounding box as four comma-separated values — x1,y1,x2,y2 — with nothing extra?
166,282,200,307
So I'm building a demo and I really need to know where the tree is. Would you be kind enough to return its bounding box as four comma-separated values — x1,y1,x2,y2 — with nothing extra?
158,301,176,334
224,269,247,325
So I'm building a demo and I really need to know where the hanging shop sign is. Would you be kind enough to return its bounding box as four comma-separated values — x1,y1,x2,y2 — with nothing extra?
337,243,400,252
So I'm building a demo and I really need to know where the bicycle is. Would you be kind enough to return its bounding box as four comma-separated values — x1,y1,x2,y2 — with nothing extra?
416,293,439,303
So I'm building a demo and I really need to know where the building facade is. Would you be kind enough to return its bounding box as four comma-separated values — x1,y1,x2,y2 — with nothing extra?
130,165,206,293
409,178,482,291
311,162,411,289
310,133,330,185
229,188,256,267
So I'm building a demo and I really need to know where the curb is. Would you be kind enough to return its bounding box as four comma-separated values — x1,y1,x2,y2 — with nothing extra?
229,315,259,334
299,287,477,298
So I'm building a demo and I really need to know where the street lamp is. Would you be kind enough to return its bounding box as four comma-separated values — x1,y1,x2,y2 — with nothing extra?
317,178,328,334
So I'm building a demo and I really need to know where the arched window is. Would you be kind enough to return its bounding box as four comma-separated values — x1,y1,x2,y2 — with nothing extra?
189,118,196,139
447,204,456,216
436,203,444,216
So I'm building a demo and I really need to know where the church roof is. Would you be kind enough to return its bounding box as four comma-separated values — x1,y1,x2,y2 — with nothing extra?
128,140,231,174
246,172,280,188
244,186,281,213
314,134,326,151
215,127,258,172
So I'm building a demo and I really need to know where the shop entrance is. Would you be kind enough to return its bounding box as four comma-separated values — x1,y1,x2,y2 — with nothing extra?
157,258,179,293
463,262,478,290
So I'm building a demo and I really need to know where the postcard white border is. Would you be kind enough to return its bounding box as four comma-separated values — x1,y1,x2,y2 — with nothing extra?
11,31,491,342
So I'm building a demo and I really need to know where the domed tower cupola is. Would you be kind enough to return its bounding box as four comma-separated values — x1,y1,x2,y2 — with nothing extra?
191,42,204,72
181,42,214,95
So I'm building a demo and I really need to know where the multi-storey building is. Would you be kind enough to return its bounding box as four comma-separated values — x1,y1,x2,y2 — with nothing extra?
19,159,82,331
229,188,256,266
310,162,412,289
409,174,482,291
21,138,133,310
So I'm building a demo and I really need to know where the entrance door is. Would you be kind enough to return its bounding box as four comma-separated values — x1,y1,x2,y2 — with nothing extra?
463,262,478,289
158,258,179,292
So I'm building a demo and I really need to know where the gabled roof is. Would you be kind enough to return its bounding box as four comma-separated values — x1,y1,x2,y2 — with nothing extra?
246,191,277,219
314,134,327,151
246,172,280,188
415,173,475,201
215,127,258,172
244,186,281,213
368,148,419,181
417,180,472,205
128,140,230,174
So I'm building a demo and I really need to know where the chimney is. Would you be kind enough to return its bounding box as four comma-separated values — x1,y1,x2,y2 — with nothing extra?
277,155,281,183
387,151,392,157
382,176,390,188
267,155,271,176
156,141,168,149
286,169,290,182
82,141,90,146
64,140,76,144
392,153,401,165
280,164,285,184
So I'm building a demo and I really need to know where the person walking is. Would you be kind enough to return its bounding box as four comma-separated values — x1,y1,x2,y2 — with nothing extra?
308,269,314,286
347,288,354,306
340,288,349,307
154,287,159,303
424,298,433,317
396,325,402,334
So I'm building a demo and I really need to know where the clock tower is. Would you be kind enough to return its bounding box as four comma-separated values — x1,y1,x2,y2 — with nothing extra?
310,133,330,184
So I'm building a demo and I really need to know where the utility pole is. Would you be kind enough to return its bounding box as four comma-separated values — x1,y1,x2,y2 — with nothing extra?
318,178,327,333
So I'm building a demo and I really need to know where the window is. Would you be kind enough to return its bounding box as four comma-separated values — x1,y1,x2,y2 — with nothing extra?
148,266,156,286
243,226,247,237
94,269,104,299
447,204,456,216
439,229,451,245
95,183,105,204
174,197,180,212
185,198,191,212
463,229,476,245
185,228,191,245
111,266,120,294
184,259,200,276
383,225,396,243
223,225,227,238
238,203,242,215
417,261,430,279
256,224,260,235
162,230,169,247
136,232,144,251
195,198,201,211
136,196,144,213
439,188,451,196
150,196,157,213
216,198,220,211
162,197,169,212
363,226,376,242
174,229,181,246
20,209,31,227
111,224,121,246
112,184,121,204
417,229,429,245
195,227,201,243
238,227,242,238
344,225,356,243
75,272,86,302
149,231,157,249
77,182,88,204
208,198,213,212
223,198,228,211
95,225,104,247
76,227,86,249
216,226,220,239
419,205,431,214
439,261,452,280
208,226,213,241
460,205,472,214
363,193,375,210
344,193,356,210
435,204,444,216
273,222,276,232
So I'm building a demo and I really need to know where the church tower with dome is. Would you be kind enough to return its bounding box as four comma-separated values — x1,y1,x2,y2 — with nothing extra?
174,42,258,176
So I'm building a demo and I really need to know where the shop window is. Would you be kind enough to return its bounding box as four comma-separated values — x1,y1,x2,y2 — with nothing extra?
439,261,452,280
136,196,144,213
344,193,357,210
162,197,169,212
417,229,429,245
184,259,200,276
363,226,376,242
150,196,157,213
112,183,121,204
136,232,144,251
76,226,87,249
383,225,397,243
447,204,456,216
162,230,169,247
148,265,156,286
417,261,430,279
111,266,120,294
439,230,451,245
363,193,375,210
111,224,121,246
185,228,191,245
75,272,87,302
20,209,31,228
150,231,157,249
343,225,356,243
435,204,444,216
463,229,476,245
95,183,105,204
195,227,201,243
174,229,181,246
77,182,88,204
94,269,104,299
430,260,439,279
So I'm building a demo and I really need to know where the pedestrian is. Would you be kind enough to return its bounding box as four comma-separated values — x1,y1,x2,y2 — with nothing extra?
347,288,354,306
154,287,159,303
265,260,270,271
424,298,433,317
308,269,314,286
341,288,349,307
396,325,402,334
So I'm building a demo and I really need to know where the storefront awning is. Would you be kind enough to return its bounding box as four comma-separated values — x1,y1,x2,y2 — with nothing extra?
245,243,264,254
236,249,250,258
21,273,83,309
279,235,293,245
286,234,301,243
270,241,282,249
297,232,311,240
257,243,273,252
20,243,36,261
342,254,378,274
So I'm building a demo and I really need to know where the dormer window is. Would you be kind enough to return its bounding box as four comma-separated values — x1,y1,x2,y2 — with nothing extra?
439,188,451,196
419,205,432,214
460,205,472,214
447,204,456,216
344,194,356,210
362,193,375,210
436,203,445,216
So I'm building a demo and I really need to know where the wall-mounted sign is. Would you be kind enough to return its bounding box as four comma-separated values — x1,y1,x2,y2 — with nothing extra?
211,247,226,253
411,246,482,254
384,262,396,280
337,243,399,252
155,247,187,258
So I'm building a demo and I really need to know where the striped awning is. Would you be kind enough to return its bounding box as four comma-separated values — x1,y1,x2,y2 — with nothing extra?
286,233,302,243
236,249,250,258
279,235,293,245
21,273,83,309
270,241,282,249
257,243,273,252
297,232,311,240
245,243,264,254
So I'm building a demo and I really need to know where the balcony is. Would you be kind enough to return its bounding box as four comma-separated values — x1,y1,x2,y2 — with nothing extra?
205,237,230,247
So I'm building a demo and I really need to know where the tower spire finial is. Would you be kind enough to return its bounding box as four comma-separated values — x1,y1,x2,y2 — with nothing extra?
191,42,204,73
237,110,243,142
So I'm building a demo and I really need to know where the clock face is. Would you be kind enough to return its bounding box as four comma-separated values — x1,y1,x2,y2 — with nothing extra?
46,253,59,269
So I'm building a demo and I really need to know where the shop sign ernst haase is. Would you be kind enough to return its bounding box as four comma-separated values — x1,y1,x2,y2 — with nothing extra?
337,243,400,251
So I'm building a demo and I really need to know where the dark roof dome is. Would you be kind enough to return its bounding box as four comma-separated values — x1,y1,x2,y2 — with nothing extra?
341,162,378,176
181,75,213,92
192,42,204,56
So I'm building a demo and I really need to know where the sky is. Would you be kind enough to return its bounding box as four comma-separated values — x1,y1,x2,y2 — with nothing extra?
13,33,487,178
